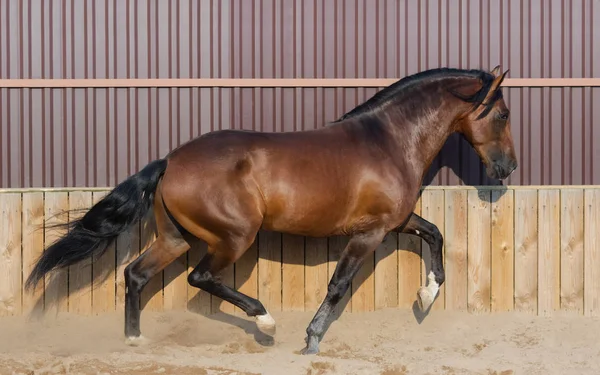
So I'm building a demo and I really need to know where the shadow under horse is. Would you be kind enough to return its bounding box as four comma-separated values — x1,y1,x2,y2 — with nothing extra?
24,66,519,355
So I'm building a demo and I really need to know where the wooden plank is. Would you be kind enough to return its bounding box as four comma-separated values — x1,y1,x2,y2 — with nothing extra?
514,189,539,314
187,240,211,315
352,247,375,312
444,189,468,311
398,198,422,309
467,190,491,314
44,192,70,315
560,189,584,313
328,236,351,313
258,231,282,313
282,234,305,311
91,191,117,314
491,189,515,312
234,238,259,315
116,221,140,312
67,191,93,315
0,193,22,316
140,216,163,312
584,189,600,316
22,192,45,315
538,189,561,316
304,237,328,311
163,252,189,311
421,190,445,311
374,232,398,310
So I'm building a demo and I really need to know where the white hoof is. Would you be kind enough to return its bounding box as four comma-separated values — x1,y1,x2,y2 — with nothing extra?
255,312,276,336
125,335,148,347
417,287,435,312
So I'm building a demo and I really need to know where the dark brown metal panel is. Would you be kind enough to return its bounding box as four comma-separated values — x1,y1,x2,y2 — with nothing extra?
1,0,600,187
592,1,600,185
0,0,597,80
593,88,600,185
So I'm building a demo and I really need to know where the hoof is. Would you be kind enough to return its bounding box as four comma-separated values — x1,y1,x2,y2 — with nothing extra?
417,287,435,312
255,313,276,336
300,345,319,355
125,335,148,347
300,335,320,355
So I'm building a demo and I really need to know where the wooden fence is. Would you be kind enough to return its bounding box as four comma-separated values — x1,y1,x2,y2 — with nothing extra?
1,186,599,318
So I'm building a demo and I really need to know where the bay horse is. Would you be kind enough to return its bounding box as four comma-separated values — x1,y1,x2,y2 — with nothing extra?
25,66,517,355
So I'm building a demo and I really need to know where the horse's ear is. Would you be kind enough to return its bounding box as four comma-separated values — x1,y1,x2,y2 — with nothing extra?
490,65,501,77
488,69,509,93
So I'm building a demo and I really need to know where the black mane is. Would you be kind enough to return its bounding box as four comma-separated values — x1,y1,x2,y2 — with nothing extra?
336,67,496,122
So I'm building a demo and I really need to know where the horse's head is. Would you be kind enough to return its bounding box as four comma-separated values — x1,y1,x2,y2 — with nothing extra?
454,66,518,180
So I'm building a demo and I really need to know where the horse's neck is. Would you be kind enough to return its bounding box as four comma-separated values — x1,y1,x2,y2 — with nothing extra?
394,101,461,182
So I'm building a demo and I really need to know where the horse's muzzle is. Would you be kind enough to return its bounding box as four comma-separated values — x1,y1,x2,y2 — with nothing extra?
488,158,518,180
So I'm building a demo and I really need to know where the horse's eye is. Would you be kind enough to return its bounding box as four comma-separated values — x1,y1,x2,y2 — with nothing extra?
497,112,509,120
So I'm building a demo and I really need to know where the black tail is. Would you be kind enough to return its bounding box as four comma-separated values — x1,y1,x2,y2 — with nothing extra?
25,158,168,291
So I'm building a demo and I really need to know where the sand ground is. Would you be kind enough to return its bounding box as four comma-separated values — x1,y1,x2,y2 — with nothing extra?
0,307,599,375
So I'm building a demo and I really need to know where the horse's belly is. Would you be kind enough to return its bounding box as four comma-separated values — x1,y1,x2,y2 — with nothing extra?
260,183,403,237
260,195,348,237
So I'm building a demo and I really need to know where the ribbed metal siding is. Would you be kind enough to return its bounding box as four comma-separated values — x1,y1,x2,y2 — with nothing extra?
1,0,599,187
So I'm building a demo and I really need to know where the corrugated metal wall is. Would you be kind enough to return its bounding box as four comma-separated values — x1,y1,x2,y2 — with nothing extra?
1,0,599,187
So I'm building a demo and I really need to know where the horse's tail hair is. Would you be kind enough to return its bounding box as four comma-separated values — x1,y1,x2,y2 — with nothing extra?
24,158,168,292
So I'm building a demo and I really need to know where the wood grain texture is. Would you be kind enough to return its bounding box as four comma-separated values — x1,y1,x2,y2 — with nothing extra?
44,192,69,315
352,251,375,312
538,189,560,316
163,252,189,311
21,192,44,314
584,189,600,316
304,237,328,310
514,190,538,314
67,191,93,315
374,232,398,309
0,193,22,316
234,238,259,315
91,191,117,314
398,198,422,309
421,190,445,311
5,186,600,317
282,234,305,311
258,231,282,313
491,189,514,312
560,189,584,313
444,189,468,311
467,190,491,314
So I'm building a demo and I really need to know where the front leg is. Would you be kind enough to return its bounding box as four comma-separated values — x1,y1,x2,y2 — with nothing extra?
301,230,386,355
397,213,445,312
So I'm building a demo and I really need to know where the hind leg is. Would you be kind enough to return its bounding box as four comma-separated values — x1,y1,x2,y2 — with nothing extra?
123,187,190,344
124,236,189,344
188,239,275,336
